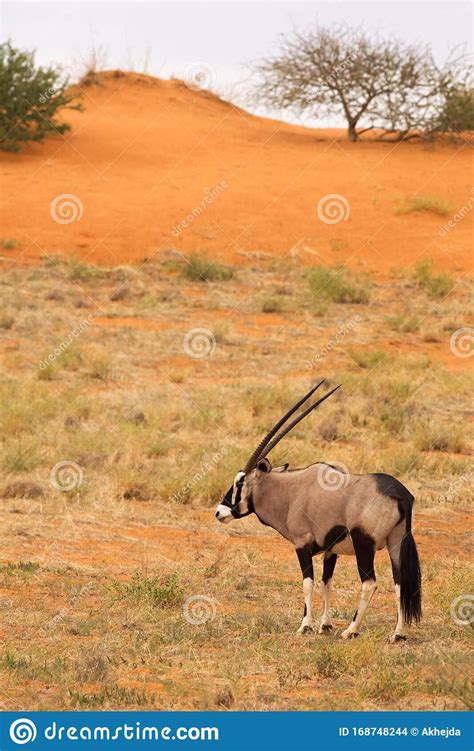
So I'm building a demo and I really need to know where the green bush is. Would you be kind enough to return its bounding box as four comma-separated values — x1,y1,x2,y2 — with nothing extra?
0,41,82,152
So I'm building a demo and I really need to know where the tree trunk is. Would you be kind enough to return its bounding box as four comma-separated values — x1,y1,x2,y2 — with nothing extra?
348,123,358,141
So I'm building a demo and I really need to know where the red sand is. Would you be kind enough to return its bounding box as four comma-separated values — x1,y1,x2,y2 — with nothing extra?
1,71,472,275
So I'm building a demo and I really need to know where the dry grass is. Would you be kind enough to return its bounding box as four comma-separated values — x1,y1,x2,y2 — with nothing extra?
395,196,452,217
0,255,472,711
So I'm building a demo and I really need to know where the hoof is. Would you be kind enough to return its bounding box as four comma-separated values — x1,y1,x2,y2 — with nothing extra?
341,630,359,640
318,623,333,634
390,634,407,643
297,625,314,635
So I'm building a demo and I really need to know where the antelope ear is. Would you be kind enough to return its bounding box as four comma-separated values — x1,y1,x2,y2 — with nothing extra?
273,463,289,473
256,458,272,473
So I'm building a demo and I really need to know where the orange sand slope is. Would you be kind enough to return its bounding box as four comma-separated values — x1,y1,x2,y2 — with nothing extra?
1,71,472,274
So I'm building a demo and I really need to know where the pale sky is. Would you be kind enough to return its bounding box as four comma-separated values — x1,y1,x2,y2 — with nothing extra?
2,1,472,125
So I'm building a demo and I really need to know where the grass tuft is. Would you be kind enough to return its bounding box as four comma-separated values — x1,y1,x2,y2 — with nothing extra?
414,261,455,300
114,571,184,608
307,267,370,304
182,254,234,282
395,196,451,217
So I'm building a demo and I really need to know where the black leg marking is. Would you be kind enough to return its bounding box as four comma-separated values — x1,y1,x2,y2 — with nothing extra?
341,529,377,639
322,553,337,584
296,544,314,580
351,528,376,582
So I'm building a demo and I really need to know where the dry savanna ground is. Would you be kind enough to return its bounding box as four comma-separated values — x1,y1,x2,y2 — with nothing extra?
0,252,472,711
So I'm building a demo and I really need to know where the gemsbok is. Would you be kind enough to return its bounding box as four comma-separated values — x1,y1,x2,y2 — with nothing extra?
215,381,421,642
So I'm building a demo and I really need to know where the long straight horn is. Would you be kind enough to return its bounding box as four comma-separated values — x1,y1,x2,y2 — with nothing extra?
243,381,325,473
258,384,341,460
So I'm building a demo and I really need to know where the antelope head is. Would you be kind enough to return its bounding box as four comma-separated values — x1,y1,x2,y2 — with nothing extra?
215,380,341,524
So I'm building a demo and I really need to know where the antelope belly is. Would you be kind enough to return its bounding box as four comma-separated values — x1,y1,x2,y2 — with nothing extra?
330,538,356,555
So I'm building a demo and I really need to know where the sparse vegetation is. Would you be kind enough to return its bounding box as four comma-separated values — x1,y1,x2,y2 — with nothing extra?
0,257,471,712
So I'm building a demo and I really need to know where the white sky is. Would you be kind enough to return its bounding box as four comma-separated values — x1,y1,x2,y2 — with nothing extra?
2,1,472,125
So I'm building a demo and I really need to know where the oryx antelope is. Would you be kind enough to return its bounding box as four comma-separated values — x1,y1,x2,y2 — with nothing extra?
215,381,421,641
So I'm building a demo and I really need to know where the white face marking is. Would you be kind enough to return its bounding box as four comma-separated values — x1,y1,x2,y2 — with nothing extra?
215,504,233,524
231,471,245,506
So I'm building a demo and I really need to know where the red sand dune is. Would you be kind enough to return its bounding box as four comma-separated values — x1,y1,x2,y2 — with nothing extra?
1,71,472,274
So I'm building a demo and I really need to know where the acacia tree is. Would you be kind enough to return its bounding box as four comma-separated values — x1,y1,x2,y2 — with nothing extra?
251,26,454,142
0,42,82,152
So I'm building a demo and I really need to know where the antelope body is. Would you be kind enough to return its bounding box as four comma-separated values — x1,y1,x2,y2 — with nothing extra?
215,382,421,641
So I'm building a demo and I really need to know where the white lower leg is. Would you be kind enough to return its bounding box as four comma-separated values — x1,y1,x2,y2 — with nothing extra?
296,577,314,633
341,579,377,639
391,584,406,641
318,579,333,633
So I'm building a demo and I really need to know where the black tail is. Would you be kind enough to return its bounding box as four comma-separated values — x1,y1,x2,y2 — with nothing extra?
400,504,422,625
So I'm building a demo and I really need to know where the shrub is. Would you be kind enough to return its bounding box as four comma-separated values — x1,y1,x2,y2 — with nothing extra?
414,261,454,300
261,297,283,313
387,314,421,333
307,267,369,304
182,254,234,282
0,238,17,249
0,42,82,152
